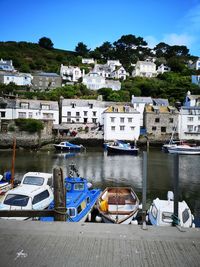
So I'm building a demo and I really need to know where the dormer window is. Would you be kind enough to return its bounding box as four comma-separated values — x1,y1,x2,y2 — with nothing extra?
41,104,50,110
89,103,93,109
20,102,29,109
71,102,76,108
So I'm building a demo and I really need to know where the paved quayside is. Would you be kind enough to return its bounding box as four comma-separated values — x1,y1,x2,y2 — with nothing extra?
0,220,199,267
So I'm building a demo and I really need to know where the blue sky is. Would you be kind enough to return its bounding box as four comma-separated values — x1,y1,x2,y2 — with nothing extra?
1,0,200,56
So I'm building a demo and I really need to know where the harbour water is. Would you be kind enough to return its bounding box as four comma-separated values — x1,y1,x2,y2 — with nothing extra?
0,147,200,225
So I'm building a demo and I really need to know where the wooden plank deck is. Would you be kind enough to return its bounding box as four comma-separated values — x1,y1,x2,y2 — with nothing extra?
0,220,199,267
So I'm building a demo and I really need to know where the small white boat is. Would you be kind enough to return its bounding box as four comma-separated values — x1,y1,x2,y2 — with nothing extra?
96,187,139,224
168,144,200,155
54,141,84,151
147,191,195,228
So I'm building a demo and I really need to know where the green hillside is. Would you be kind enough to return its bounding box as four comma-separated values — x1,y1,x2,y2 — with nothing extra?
0,41,79,73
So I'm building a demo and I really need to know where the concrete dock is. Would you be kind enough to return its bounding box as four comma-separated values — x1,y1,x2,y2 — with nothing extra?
0,220,199,267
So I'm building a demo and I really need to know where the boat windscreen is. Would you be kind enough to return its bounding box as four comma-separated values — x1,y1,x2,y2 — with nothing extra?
22,176,44,186
4,194,29,207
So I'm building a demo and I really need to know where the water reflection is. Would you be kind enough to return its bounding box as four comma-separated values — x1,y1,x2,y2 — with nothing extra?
0,148,199,219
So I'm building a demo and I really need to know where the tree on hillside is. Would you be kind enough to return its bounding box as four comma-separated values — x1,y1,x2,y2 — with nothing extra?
95,42,114,60
38,37,54,49
75,42,90,57
154,42,170,58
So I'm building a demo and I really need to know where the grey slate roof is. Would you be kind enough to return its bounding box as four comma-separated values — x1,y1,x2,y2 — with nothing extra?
132,96,153,104
153,98,169,106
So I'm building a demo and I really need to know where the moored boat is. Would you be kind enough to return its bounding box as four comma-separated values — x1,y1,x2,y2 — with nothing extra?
147,191,195,228
40,164,101,222
54,141,85,151
106,140,139,155
167,144,200,155
96,187,139,224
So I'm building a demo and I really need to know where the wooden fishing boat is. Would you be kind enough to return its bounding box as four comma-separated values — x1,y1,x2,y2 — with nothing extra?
96,187,139,224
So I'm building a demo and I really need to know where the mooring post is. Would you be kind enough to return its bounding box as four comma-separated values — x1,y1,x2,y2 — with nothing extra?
142,151,147,230
11,137,16,187
53,167,66,221
173,153,179,226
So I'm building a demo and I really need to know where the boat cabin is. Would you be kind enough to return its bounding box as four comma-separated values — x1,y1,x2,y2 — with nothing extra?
21,172,53,187
148,198,194,228
0,184,53,220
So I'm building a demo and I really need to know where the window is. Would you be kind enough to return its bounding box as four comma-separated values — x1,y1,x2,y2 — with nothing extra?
92,118,97,123
169,118,173,123
71,103,76,108
22,176,44,186
32,190,50,205
93,111,97,116
161,127,166,133
111,126,115,131
76,118,80,122
120,117,125,123
89,103,93,109
120,126,125,131
111,117,115,122
150,205,158,219
67,112,71,116
187,125,193,132
20,102,29,109
43,113,53,119
198,117,200,121
130,126,135,131
67,208,76,217
182,208,190,224
84,111,88,116
86,197,90,204
155,118,160,123
187,117,194,122
18,112,26,118
4,194,29,207
67,118,71,122
152,126,156,131
76,112,80,117
0,111,5,118
66,183,72,191
41,104,50,110
74,183,84,191
28,112,33,118
128,118,133,123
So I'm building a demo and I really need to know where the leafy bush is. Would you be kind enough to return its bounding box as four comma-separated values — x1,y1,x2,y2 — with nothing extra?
15,118,44,133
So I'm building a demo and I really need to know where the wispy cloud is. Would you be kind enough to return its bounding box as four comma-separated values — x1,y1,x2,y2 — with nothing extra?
184,4,200,32
163,33,195,47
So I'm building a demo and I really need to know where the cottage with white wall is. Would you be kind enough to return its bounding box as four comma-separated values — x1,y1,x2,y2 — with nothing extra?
0,98,59,124
132,61,157,78
178,107,200,140
60,64,82,82
157,64,171,74
82,58,95,64
184,91,200,107
0,59,15,72
61,98,115,125
103,105,140,141
188,58,200,70
0,72,33,86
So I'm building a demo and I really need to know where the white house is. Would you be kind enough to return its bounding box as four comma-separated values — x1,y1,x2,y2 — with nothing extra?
103,105,140,141
132,61,157,78
188,58,200,70
131,95,153,127
61,98,115,125
0,59,15,72
0,72,33,86
184,91,200,107
0,98,59,124
157,64,171,74
82,72,106,90
111,66,127,80
82,58,95,64
60,64,82,82
178,107,200,140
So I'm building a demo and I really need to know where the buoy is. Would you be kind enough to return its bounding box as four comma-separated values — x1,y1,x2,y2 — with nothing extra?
131,220,138,225
95,216,102,222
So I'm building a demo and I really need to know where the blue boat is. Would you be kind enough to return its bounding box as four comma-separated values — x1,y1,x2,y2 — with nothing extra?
105,140,139,155
54,141,85,151
40,164,101,222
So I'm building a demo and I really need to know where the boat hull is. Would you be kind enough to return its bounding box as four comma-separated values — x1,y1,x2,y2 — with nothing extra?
168,147,200,155
107,146,138,155
97,187,139,224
